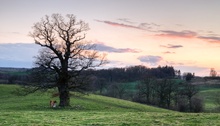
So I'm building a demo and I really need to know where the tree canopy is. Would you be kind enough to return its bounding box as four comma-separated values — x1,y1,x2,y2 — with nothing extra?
29,14,106,107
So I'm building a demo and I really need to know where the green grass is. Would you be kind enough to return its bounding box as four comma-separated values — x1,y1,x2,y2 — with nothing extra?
197,84,220,91
198,88,220,112
1,84,220,125
1,111,220,126
195,84,220,112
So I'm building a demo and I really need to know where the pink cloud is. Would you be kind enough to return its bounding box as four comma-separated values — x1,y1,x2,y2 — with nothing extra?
157,30,197,38
157,30,220,44
160,44,183,48
197,36,220,43
163,51,175,54
95,20,148,31
117,18,135,24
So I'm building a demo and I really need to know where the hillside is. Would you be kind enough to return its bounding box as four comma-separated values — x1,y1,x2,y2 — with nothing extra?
0,84,169,112
1,84,220,125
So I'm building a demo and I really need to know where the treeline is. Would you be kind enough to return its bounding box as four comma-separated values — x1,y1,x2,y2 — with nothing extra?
90,65,176,83
86,65,178,94
0,68,30,84
0,65,176,84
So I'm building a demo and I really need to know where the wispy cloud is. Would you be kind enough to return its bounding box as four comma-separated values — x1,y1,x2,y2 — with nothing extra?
163,51,175,54
156,29,220,44
97,19,220,45
197,36,220,43
160,44,183,48
138,55,162,66
95,19,160,31
95,19,146,30
157,30,220,44
117,18,135,24
157,30,197,38
94,42,141,53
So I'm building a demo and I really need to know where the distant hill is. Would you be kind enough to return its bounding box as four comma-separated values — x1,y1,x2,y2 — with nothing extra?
0,67,30,75
191,76,220,85
0,67,29,72
0,67,30,84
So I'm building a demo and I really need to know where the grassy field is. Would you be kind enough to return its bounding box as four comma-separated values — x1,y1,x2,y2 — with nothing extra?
1,84,220,125
198,88,220,112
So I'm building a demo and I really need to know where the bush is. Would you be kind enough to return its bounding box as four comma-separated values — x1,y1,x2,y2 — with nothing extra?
177,96,188,112
191,96,204,112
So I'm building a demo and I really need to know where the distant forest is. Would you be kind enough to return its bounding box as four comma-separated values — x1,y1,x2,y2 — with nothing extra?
0,65,177,85
88,65,177,82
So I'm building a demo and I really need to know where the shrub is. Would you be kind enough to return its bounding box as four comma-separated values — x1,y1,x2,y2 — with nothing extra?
190,96,204,112
177,96,188,112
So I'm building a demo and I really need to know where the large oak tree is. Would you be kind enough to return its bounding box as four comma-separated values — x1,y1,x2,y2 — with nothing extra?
29,14,106,107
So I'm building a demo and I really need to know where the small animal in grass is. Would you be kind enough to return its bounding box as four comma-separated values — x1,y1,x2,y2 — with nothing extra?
50,100,57,108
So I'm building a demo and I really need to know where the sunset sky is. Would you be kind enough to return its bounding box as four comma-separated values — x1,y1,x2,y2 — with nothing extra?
1,0,220,76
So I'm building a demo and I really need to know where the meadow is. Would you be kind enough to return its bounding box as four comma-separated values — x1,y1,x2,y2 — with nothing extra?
198,87,220,112
0,84,220,126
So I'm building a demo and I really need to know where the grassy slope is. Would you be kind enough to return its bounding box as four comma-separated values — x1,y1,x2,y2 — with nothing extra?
0,84,220,126
198,88,220,112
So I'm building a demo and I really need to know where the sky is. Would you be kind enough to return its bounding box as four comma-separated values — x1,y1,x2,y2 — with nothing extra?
1,0,220,76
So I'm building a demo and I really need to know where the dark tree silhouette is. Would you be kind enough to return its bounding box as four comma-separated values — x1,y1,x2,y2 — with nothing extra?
210,68,217,77
29,14,106,107
181,82,198,111
137,77,155,104
183,72,194,82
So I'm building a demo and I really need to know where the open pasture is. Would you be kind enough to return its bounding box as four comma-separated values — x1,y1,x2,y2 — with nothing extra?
0,84,220,125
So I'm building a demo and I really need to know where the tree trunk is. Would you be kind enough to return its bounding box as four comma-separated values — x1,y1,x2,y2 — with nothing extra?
58,84,70,107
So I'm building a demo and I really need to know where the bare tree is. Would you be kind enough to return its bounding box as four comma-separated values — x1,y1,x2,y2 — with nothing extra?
180,82,198,111
29,14,106,107
136,77,155,104
210,68,217,77
106,82,127,99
